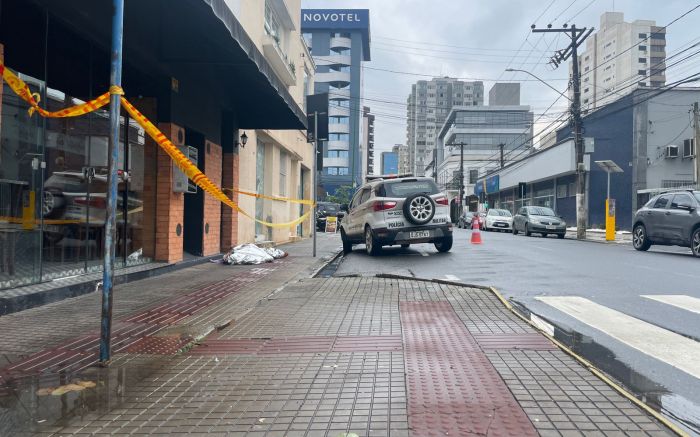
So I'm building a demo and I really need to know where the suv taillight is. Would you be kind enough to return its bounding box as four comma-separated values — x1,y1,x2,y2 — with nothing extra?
373,201,397,211
435,196,449,206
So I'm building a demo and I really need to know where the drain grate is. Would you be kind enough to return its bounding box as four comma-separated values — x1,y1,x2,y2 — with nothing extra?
473,333,557,350
400,301,537,437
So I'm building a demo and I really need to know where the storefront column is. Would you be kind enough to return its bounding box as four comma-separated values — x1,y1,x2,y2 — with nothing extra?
155,123,185,263
202,140,222,256
220,151,239,251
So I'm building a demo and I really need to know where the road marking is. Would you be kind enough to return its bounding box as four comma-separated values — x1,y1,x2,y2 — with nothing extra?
444,274,460,281
642,295,700,315
530,245,554,252
536,296,700,379
419,250,429,257
623,263,700,279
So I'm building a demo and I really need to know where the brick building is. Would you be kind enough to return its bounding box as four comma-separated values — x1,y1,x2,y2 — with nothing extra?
0,0,312,290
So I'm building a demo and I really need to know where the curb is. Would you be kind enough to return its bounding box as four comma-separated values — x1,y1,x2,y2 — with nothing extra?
374,273,687,437
310,248,344,278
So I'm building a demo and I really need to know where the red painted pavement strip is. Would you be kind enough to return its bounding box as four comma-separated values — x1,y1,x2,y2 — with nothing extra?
400,301,537,437
472,333,557,350
0,269,275,381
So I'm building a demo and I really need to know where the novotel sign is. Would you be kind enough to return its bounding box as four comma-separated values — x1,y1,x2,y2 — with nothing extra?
301,9,369,29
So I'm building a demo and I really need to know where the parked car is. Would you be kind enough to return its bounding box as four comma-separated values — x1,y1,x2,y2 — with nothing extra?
339,176,453,255
459,211,486,229
316,202,343,231
632,190,700,257
483,208,513,232
42,170,140,243
513,206,566,238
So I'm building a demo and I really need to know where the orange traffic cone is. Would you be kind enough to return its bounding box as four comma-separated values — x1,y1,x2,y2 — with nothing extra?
471,217,483,244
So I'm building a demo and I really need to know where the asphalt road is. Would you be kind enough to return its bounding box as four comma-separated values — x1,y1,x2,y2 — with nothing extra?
333,228,700,433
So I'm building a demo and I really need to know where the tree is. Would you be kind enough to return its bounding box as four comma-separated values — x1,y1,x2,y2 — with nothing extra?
326,185,354,205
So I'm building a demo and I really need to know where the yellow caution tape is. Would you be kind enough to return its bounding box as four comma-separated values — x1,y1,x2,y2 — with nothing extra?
119,98,311,228
224,188,315,206
1,63,111,118
0,61,312,229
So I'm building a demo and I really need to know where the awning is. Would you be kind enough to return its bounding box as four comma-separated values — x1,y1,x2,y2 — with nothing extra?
31,0,307,130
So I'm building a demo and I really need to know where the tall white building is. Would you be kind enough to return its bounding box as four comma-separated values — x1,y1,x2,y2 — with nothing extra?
406,78,484,176
577,12,666,110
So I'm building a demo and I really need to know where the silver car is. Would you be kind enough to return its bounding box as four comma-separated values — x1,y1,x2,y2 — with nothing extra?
339,176,453,255
512,206,566,238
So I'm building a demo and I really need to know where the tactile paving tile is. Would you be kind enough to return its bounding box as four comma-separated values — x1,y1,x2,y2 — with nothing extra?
125,335,193,355
400,301,537,437
189,335,405,356
473,333,558,350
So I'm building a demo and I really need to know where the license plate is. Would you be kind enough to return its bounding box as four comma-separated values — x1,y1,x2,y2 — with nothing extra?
409,230,430,239
546,225,557,230
495,223,505,227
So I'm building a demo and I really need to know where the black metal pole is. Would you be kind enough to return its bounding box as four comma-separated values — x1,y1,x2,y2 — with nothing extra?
459,143,464,218
99,0,124,365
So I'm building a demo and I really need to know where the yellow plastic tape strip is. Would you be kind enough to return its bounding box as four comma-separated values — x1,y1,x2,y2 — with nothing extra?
120,98,311,229
225,188,315,206
0,63,111,118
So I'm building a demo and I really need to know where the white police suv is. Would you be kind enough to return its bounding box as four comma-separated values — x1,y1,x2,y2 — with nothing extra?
339,175,453,255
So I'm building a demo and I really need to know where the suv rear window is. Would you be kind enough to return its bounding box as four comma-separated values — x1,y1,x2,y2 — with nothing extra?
378,179,439,197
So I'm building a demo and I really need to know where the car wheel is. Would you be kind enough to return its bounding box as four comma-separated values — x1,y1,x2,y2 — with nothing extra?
434,235,453,253
403,193,436,225
633,224,651,251
691,228,700,258
341,229,353,254
524,224,532,237
365,226,381,256
43,188,65,219
401,243,410,249
512,225,518,235
557,233,565,239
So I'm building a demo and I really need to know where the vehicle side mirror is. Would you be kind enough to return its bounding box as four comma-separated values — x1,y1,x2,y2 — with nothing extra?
679,204,695,212
340,203,349,212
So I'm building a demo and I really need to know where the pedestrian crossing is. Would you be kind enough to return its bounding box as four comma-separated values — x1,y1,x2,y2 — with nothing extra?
536,295,700,380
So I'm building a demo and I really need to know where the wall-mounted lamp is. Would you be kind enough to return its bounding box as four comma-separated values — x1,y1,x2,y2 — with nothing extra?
236,131,248,148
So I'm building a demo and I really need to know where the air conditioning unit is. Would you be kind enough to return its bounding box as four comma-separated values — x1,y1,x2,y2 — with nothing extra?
683,139,695,158
665,144,679,159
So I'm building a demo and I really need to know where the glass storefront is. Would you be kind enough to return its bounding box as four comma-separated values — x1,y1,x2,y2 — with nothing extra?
0,5,156,290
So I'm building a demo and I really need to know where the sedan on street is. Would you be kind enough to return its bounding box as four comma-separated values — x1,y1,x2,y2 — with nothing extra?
513,206,566,238
483,208,513,232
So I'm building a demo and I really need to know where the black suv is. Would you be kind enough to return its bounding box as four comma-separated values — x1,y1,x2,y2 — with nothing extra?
316,202,343,231
632,190,700,257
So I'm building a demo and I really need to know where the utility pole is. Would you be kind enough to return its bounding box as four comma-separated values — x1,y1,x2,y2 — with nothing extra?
312,111,318,258
694,102,700,189
499,143,505,168
100,0,125,365
533,24,594,240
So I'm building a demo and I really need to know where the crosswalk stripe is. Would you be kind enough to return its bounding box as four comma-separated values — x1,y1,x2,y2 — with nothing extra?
536,296,700,379
444,275,460,281
641,295,700,315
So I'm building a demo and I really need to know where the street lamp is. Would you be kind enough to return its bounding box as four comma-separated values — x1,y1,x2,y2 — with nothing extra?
505,68,571,102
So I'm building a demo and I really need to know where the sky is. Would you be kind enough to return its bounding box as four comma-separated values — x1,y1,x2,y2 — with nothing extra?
300,0,699,156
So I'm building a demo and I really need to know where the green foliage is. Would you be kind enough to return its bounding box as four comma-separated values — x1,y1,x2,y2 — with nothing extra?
326,185,354,205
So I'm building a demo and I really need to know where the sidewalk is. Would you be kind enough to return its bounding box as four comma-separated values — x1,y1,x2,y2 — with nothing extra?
565,229,632,244
0,238,678,436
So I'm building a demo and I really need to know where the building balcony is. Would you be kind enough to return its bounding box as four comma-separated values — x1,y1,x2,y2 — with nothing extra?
327,140,349,151
329,123,350,134
324,156,349,167
330,36,352,50
329,88,350,100
262,34,296,86
329,106,350,117
314,54,351,67
315,71,351,86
